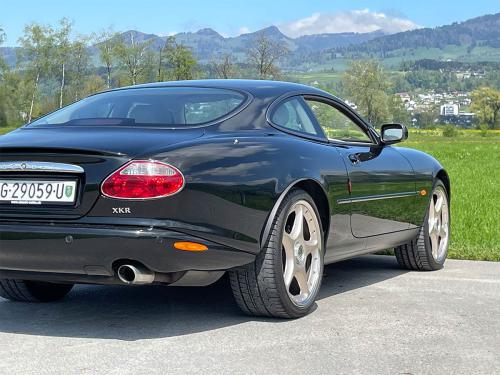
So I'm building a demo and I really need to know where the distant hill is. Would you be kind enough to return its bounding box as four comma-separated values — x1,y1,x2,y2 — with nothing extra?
102,25,386,64
0,25,386,67
0,46,19,67
295,30,386,52
336,13,500,57
1,12,499,70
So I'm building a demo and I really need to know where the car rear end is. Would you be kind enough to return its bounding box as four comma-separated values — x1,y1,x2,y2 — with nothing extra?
0,145,255,287
0,86,256,287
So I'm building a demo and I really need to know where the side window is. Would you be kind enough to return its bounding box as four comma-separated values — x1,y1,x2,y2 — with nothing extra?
306,99,372,143
271,97,320,136
184,97,242,124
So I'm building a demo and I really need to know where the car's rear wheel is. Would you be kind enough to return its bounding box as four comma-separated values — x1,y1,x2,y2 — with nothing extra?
229,189,324,318
0,279,74,302
395,179,450,271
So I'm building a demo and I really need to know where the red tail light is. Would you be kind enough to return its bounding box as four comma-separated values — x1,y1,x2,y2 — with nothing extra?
101,161,185,199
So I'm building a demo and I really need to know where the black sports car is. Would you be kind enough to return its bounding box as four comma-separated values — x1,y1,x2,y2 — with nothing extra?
0,80,450,318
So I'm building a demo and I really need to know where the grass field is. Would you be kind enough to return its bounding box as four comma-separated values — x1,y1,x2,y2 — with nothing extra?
402,129,500,261
289,70,405,91
0,126,19,135
0,126,499,261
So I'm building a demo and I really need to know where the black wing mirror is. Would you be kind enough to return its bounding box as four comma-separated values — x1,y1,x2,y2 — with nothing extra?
380,123,408,145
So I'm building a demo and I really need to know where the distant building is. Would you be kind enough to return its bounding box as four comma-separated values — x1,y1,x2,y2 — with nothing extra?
440,103,459,116
440,112,475,128
396,93,411,103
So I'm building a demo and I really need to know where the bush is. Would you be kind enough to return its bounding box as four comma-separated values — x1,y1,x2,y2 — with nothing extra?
479,123,489,137
442,125,459,138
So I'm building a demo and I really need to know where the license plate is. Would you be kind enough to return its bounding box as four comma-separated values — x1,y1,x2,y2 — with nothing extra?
0,180,77,205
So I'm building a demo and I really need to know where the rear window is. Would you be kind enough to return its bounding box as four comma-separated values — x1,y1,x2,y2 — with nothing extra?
29,87,247,127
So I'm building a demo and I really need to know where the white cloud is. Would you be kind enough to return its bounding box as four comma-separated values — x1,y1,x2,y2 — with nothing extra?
279,9,420,37
158,31,177,37
238,26,251,35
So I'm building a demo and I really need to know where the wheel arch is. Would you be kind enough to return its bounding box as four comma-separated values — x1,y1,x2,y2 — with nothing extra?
260,178,330,249
436,169,451,201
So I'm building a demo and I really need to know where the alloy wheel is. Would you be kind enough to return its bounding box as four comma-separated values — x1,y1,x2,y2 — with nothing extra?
428,186,450,261
281,200,322,307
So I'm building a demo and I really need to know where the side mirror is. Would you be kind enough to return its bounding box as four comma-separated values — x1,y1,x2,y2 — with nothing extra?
381,123,408,145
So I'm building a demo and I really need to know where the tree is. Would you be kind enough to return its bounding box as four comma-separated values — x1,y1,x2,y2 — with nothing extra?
18,23,55,122
95,29,119,88
0,68,32,127
211,54,235,79
114,32,152,85
341,60,391,126
247,33,288,79
54,18,72,108
0,26,5,69
162,36,197,81
471,86,500,129
388,95,411,125
416,110,437,129
69,37,90,101
83,74,106,97
156,38,167,82
0,26,9,126
0,26,7,80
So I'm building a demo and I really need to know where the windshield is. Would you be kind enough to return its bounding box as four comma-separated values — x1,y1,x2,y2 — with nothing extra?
29,87,247,127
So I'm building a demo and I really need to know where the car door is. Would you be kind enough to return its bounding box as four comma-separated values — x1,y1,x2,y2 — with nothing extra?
304,96,418,238
268,95,364,258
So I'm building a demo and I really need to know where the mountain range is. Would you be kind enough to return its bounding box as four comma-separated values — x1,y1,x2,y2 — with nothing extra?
337,13,500,54
1,12,499,70
97,26,387,64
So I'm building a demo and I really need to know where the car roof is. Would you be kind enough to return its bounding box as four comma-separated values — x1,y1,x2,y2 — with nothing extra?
114,79,339,100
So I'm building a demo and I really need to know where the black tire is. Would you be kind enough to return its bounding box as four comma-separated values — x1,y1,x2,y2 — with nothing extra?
0,279,74,302
395,179,450,271
229,188,324,318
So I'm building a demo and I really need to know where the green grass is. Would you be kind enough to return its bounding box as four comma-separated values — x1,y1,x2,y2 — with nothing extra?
401,129,500,261
1,126,499,260
0,126,19,135
289,70,405,90
287,71,343,89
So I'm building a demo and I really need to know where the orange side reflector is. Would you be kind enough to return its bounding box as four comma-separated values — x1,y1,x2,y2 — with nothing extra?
173,242,208,252
420,189,427,196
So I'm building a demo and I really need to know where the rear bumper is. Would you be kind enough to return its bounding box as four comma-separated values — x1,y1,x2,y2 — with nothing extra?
0,223,255,284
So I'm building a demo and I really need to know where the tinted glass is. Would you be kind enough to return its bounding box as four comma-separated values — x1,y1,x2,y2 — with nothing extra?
306,100,371,142
29,87,246,127
271,97,320,136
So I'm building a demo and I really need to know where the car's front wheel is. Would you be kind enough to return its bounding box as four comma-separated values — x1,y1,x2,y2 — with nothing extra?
395,179,450,271
0,279,74,302
230,189,324,318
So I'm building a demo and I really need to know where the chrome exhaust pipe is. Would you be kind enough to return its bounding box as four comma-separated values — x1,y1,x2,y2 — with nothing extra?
117,264,155,285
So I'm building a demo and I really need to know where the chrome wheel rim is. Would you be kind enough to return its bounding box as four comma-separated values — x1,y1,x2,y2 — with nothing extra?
428,186,450,261
281,200,322,307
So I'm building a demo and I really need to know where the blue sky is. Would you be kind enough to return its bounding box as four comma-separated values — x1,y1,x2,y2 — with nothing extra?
1,0,499,45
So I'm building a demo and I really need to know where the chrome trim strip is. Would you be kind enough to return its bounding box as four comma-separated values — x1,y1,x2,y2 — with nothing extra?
0,161,84,174
337,191,419,205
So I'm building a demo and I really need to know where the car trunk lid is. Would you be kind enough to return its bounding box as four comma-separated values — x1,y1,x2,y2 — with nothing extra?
0,126,204,157
0,126,203,220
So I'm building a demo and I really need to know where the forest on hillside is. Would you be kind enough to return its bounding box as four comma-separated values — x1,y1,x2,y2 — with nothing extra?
1,17,499,130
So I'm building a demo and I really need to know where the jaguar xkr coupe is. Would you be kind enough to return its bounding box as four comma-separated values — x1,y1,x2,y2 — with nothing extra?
0,80,450,318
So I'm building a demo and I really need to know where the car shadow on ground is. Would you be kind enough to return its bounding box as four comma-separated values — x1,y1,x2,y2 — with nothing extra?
0,255,407,341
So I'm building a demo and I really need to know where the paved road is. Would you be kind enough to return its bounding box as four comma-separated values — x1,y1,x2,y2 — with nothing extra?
0,255,499,375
